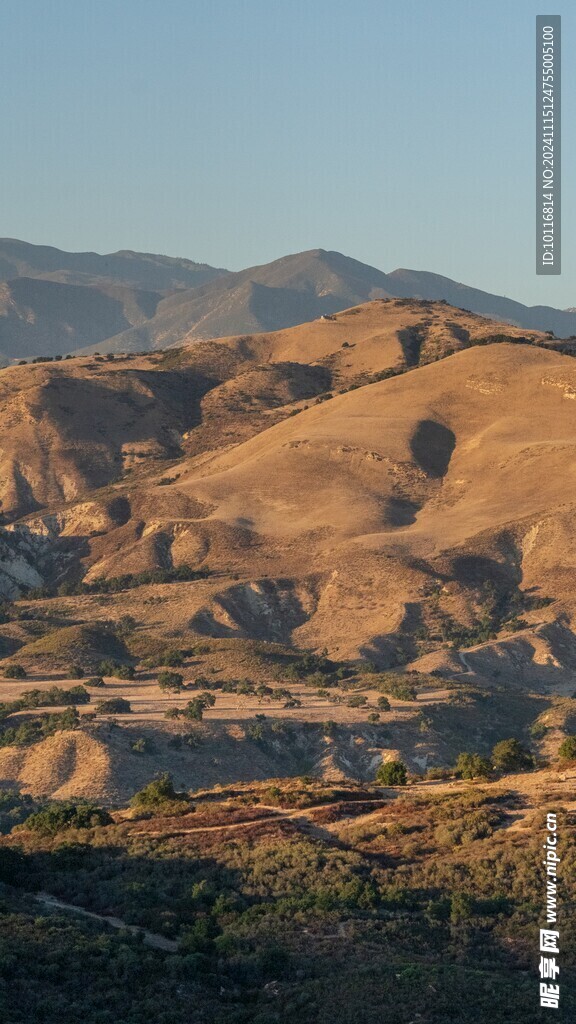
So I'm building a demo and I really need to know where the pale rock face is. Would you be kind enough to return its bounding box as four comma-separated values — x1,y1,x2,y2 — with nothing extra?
0,530,45,597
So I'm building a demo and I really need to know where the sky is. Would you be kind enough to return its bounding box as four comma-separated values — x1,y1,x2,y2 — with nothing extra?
1,0,574,307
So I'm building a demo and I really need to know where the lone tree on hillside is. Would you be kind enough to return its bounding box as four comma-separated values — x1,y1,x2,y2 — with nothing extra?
183,692,216,721
131,772,184,809
376,760,408,786
491,738,534,773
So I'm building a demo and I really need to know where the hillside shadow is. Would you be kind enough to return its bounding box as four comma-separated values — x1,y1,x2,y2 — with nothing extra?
397,326,425,367
10,843,245,938
450,553,520,589
410,420,455,478
384,497,421,527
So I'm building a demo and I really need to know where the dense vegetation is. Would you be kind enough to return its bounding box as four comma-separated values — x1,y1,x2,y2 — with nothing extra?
0,778,573,1023
0,686,90,720
0,708,80,748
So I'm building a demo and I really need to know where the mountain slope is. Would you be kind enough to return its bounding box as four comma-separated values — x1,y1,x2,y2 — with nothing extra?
2,241,576,360
1,304,575,678
0,278,164,360
92,249,398,352
0,299,544,521
388,268,576,338
0,238,227,291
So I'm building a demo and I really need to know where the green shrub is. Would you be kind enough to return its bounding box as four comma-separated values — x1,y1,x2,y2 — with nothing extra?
162,650,184,667
376,760,408,786
347,694,367,708
86,676,106,688
455,752,492,780
158,671,184,692
68,663,85,679
116,664,135,680
558,735,576,760
95,697,132,715
97,660,135,680
22,801,112,835
375,673,417,701
285,650,335,681
178,693,216,721
19,685,90,708
0,708,80,748
131,737,154,755
27,565,210,599
3,664,27,679
131,772,182,808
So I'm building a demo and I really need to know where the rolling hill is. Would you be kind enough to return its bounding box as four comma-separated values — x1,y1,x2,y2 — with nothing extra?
0,298,543,521
1,298,576,801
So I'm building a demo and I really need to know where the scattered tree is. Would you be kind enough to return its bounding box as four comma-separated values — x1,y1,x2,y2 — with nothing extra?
347,694,368,708
21,801,112,835
158,670,184,693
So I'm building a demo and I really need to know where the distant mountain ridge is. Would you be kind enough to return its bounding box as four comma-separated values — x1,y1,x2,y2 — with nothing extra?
102,249,576,353
386,268,576,338
95,249,396,353
1,239,576,359
0,238,228,291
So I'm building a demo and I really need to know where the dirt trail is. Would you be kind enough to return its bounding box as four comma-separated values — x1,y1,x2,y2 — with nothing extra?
32,892,178,951
128,798,387,838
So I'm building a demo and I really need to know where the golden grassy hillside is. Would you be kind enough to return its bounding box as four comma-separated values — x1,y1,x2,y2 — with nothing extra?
1,299,576,799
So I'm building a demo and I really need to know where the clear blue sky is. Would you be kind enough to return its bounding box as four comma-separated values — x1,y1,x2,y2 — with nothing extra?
1,0,574,306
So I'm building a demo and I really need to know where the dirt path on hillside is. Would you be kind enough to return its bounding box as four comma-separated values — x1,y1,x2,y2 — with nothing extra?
128,798,388,838
32,891,178,951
